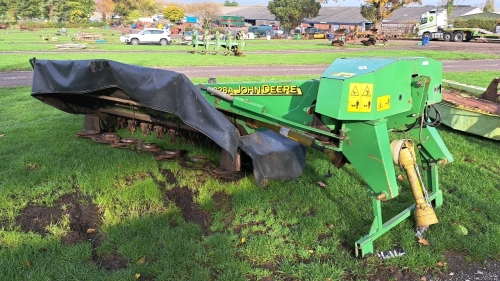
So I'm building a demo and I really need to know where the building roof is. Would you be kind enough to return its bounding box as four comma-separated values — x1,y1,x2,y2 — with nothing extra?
220,6,368,24
303,7,369,24
220,5,482,25
458,11,500,19
220,6,275,20
386,5,482,23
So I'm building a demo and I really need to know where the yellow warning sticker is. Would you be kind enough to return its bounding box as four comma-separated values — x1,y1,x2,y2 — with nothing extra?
331,72,356,78
347,83,373,113
377,95,391,111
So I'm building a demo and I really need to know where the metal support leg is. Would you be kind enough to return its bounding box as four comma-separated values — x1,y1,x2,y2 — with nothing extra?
79,114,101,135
412,126,451,208
355,198,413,257
219,148,241,172
425,164,443,208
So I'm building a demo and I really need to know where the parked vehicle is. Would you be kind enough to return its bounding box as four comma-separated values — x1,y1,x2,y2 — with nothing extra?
247,26,272,37
418,9,500,42
124,28,172,45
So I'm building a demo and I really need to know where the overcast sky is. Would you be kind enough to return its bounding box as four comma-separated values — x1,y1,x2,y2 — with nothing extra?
180,0,499,9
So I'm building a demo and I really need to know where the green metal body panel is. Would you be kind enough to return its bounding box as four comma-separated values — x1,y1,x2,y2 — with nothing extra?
434,104,500,140
203,80,330,136
198,57,453,257
340,119,399,199
316,57,443,121
442,79,485,96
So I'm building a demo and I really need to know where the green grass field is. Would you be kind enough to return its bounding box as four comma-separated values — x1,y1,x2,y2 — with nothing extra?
0,27,499,71
1,28,499,281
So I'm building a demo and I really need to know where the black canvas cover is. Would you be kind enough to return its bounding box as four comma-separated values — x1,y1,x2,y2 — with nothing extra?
30,59,238,161
238,129,306,187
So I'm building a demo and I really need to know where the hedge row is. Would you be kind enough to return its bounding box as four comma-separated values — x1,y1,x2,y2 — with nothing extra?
453,18,500,32
0,21,107,29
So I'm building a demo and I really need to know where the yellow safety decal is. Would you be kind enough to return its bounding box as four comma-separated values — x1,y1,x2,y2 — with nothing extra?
347,83,373,113
214,85,302,95
331,72,356,78
377,95,391,111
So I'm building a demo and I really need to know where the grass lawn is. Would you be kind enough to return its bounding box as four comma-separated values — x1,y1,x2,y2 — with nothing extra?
0,28,499,71
0,30,499,280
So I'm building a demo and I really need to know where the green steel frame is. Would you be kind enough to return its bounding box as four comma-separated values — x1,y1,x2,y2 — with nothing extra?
198,57,453,256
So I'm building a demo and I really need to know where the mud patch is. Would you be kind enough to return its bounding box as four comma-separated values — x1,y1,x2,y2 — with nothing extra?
93,252,128,271
212,191,235,230
16,204,64,235
150,168,176,191
364,266,419,281
63,203,101,246
166,186,212,235
16,192,99,238
16,191,100,243
161,168,177,185
16,191,128,271
212,192,232,213
341,256,422,281
247,261,278,281
317,233,332,241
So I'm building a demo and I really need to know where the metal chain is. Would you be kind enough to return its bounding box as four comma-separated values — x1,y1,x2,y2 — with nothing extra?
415,162,432,208
402,124,432,239
403,130,432,208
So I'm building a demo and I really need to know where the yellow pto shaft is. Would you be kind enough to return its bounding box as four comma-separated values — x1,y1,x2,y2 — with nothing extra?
392,140,438,227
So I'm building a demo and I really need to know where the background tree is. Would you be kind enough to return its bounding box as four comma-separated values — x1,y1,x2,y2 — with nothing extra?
0,0,94,21
185,1,221,28
360,0,421,29
138,0,156,16
113,0,156,22
79,0,94,18
163,5,184,23
446,0,455,15
0,0,8,19
224,0,239,6
42,0,57,21
128,10,141,22
268,0,321,33
18,0,44,20
437,0,466,20
53,0,70,22
360,4,377,26
445,0,454,18
95,0,115,23
69,8,86,22
483,0,495,12
113,0,138,19
67,1,89,23
0,0,19,20
5,0,20,20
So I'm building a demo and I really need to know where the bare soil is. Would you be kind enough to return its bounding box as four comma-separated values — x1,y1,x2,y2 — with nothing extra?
166,186,213,235
387,39,500,55
15,191,128,271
